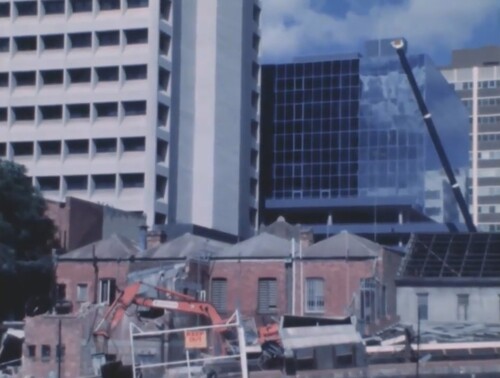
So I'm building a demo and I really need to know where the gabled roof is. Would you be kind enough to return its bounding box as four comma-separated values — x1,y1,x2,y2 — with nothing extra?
145,233,228,259
260,216,301,241
304,231,383,259
217,232,297,259
61,234,140,260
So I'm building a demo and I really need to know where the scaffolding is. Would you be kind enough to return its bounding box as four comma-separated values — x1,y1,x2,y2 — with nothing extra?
129,310,248,378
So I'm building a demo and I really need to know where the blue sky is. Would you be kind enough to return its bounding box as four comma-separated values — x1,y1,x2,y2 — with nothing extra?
260,0,500,65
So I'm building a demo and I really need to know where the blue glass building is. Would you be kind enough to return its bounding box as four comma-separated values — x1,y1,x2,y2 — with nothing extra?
260,39,470,244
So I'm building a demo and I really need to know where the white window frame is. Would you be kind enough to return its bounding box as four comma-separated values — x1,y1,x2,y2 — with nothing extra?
305,277,325,313
76,283,89,302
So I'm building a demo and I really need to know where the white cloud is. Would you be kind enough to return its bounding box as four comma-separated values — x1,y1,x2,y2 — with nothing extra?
261,0,499,61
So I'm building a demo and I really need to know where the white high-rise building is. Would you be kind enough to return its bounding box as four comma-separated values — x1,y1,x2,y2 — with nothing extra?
0,0,261,239
441,46,500,232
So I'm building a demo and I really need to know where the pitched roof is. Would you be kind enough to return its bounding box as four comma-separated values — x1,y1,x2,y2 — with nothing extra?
304,231,383,258
61,234,140,260
217,232,297,259
260,216,301,241
145,233,228,259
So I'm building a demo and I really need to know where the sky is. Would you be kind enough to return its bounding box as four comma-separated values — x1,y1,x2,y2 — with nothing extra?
260,0,500,66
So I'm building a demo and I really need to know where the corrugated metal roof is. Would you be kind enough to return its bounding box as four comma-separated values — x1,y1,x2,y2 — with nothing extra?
60,234,140,259
217,232,297,258
144,233,228,259
304,230,383,258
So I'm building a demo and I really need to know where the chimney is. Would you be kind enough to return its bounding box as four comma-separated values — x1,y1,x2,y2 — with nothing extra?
300,229,314,250
146,230,167,249
139,225,148,252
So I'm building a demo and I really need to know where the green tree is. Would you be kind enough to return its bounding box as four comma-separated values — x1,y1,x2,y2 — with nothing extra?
0,160,55,259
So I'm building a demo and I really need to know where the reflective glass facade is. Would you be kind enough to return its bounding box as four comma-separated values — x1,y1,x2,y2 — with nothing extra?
260,39,470,240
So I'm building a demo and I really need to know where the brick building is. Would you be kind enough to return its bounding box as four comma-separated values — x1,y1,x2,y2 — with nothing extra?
45,196,145,252
209,228,402,334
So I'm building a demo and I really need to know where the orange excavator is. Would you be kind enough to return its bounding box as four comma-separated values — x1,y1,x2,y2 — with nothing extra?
93,281,282,367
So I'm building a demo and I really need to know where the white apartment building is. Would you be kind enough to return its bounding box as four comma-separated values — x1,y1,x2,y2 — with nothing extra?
441,46,500,232
0,0,261,239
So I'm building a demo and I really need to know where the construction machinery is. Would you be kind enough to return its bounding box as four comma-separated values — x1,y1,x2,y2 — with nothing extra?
391,38,476,233
93,281,282,369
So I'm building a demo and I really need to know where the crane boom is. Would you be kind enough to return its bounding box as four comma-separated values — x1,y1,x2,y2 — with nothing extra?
391,39,476,232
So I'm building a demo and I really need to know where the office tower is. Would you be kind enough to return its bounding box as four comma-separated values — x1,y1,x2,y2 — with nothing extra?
441,46,500,232
260,39,470,244
0,0,260,240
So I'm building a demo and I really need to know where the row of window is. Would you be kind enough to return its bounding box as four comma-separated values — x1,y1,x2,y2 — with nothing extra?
418,293,478,322
477,115,500,124
275,60,360,79
460,80,500,90
0,0,170,18
1,137,147,158
478,205,500,214
274,101,360,121
477,133,500,142
477,186,500,196
462,97,500,108
477,168,500,178
275,75,360,92
25,343,65,362
0,64,161,88
478,150,500,160
36,173,145,191
0,101,161,123
211,277,325,314
0,29,171,54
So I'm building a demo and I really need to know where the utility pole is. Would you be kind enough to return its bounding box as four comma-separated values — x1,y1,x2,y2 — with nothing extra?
416,309,421,378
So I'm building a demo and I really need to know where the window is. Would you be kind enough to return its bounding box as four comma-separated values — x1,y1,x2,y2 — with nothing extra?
38,177,60,191
0,108,6,122
67,104,90,119
156,140,168,162
12,142,33,156
97,30,120,46
69,32,91,48
70,0,92,13
13,106,35,121
99,0,120,11
68,68,91,83
125,29,148,44
258,278,277,313
42,34,64,49
77,283,89,302
160,0,171,20
40,141,61,155
124,65,147,80
66,175,87,191
13,71,36,86
305,278,324,313
0,3,10,18
417,293,428,321
40,105,63,120
56,283,66,300
158,104,169,126
98,278,116,304
211,278,227,314
41,345,51,362
457,294,469,321
252,33,260,50
159,33,170,55
121,173,144,188
0,143,6,156
253,4,261,23
27,345,36,359
93,174,115,190
155,212,166,224
0,38,9,53
16,1,37,16
42,0,65,15
158,68,169,90
96,66,119,82
122,137,145,152
56,344,65,362
15,36,37,52
95,102,118,117
41,70,63,85
66,140,89,154
94,138,117,153
123,100,146,116
155,175,167,199
127,0,149,8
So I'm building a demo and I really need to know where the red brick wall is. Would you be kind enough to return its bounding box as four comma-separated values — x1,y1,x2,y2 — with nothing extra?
57,261,130,313
210,260,287,325
22,315,83,378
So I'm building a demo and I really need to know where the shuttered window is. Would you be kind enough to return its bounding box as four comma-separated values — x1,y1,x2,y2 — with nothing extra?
258,278,277,313
211,278,227,314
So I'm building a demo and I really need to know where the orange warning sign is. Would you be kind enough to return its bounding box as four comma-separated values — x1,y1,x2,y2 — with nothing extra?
184,330,207,349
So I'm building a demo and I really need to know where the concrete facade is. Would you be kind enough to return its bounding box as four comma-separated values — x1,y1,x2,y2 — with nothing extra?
397,285,500,324
0,0,260,240
441,46,500,232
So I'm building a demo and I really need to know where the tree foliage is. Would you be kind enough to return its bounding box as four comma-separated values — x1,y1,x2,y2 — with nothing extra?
0,160,55,259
